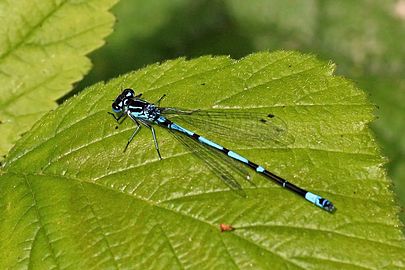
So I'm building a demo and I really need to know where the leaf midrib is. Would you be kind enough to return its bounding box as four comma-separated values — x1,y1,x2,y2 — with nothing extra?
0,0,69,61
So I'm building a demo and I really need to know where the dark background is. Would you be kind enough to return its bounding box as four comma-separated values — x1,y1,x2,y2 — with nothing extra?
71,0,405,221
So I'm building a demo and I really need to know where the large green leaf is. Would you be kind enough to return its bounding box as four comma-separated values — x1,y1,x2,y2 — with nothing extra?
1,52,404,269
0,0,117,158
77,0,405,221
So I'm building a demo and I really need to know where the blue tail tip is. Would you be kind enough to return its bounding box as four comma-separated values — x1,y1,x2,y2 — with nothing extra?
323,200,336,213
305,192,336,213
318,198,336,213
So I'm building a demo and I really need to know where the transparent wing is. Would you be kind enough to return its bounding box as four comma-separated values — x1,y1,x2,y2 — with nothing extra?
168,129,255,196
161,108,294,148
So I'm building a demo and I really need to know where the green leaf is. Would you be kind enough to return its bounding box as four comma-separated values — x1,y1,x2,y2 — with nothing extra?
0,0,118,158
80,0,405,221
1,51,404,269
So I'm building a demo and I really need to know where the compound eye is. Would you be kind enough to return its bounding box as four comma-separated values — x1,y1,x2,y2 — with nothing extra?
123,88,135,98
112,102,122,113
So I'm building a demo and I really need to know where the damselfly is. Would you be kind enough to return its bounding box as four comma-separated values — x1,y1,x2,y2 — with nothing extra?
109,88,335,213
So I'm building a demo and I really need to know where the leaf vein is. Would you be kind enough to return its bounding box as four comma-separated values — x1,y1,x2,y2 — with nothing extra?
23,175,60,269
157,224,185,269
77,181,121,269
238,224,405,251
0,0,69,61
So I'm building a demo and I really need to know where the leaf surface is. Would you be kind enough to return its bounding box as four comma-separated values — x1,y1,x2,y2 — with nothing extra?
1,52,404,269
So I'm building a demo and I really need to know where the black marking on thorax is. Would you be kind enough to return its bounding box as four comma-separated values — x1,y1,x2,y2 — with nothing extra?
128,99,148,112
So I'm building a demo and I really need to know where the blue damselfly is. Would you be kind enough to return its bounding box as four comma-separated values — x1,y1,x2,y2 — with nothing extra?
109,88,335,213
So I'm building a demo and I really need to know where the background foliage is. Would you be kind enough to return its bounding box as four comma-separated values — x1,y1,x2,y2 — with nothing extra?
74,0,405,222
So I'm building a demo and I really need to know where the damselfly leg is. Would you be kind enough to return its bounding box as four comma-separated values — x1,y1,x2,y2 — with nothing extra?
155,94,166,106
124,116,141,152
148,124,162,160
108,112,127,124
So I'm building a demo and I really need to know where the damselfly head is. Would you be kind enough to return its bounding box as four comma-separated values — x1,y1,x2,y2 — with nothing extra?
112,88,136,113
